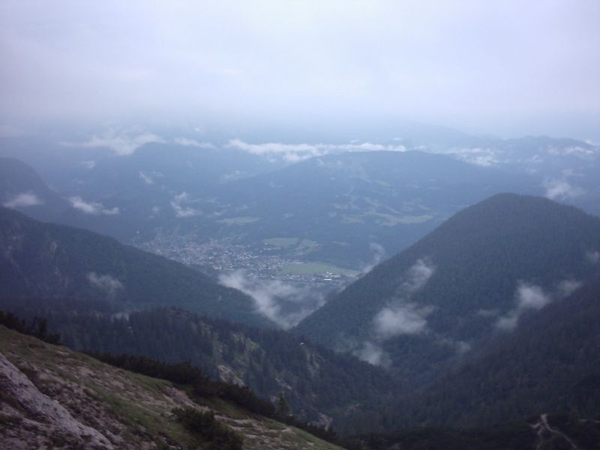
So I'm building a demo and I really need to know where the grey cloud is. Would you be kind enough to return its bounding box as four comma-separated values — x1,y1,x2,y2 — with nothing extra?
219,270,324,329
587,250,600,264
1,2,599,140
361,243,386,274
174,137,216,149
87,272,123,298
81,160,96,169
367,258,436,347
138,171,154,185
543,178,585,200
440,148,500,167
374,303,433,339
401,258,435,293
170,192,200,218
70,196,119,215
62,131,165,156
557,280,582,298
496,282,553,331
547,146,598,159
226,139,406,162
356,341,389,367
4,192,43,208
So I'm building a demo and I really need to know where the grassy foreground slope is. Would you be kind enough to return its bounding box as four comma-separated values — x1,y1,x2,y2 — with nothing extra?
0,326,343,450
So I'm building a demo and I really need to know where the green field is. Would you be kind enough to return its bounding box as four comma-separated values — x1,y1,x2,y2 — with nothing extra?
281,262,359,276
263,237,299,248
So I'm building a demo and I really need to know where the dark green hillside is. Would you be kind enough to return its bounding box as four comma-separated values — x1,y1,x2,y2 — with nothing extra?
0,299,397,434
296,194,600,384
0,207,273,327
0,157,71,222
388,268,600,429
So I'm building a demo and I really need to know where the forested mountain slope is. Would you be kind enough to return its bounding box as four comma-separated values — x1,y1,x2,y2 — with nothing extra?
296,194,600,386
0,207,273,327
0,157,71,222
0,301,397,434
387,267,600,429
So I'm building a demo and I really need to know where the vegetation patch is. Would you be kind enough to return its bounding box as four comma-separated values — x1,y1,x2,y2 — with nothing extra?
263,237,299,248
281,262,359,276
217,216,260,225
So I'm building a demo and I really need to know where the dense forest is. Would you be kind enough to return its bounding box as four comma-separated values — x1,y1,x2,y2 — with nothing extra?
0,206,272,327
296,194,600,387
0,298,397,434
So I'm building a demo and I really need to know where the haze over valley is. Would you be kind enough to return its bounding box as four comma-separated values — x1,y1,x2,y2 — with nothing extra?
1,1,600,448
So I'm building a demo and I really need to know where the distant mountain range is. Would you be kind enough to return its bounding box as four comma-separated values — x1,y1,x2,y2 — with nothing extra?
2,129,598,269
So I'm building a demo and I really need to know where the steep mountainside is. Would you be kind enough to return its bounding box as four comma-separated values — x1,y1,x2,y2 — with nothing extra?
0,302,397,434
0,326,343,450
388,268,600,429
0,157,71,223
296,194,600,385
0,207,273,328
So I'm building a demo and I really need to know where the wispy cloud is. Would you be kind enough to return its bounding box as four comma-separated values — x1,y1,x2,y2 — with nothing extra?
174,137,216,149
543,178,584,200
496,280,580,331
441,148,500,167
356,341,389,367
219,270,324,329
87,272,123,299
374,303,433,339
547,146,597,159
138,171,154,185
587,250,600,264
4,192,43,208
81,160,96,169
62,131,165,156
358,258,435,366
70,196,119,215
401,258,435,293
226,139,406,162
170,192,200,218
361,243,386,273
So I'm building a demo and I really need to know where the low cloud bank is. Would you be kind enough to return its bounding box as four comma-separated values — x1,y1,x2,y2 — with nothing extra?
63,131,165,156
226,139,406,162
4,192,43,208
63,130,219,156
174,137,215,149
219,270,324,329
70,196,119,215
442,148,500,167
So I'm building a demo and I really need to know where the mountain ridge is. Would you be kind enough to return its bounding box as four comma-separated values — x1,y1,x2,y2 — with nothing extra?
0,206,274,328
295,193,600,385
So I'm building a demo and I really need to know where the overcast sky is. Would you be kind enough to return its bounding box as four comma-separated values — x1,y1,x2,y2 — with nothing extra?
1,0,599,139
